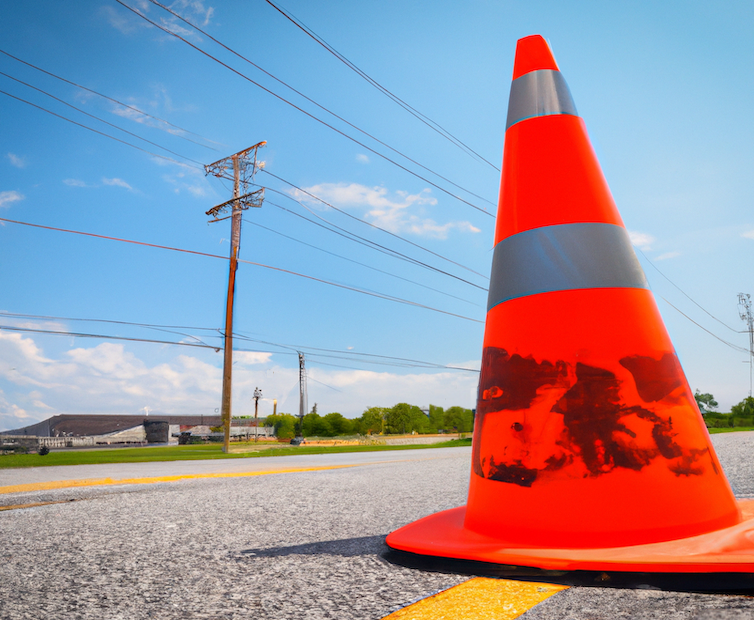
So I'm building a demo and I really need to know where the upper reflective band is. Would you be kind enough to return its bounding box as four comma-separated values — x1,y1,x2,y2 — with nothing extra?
487,222,649,311
506,69,578,130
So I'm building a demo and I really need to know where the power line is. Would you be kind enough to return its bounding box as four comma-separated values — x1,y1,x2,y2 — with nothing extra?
0,88,204,170
0,321,477,374
638,247,740,333
4,49,490,298
264,191,488,292
231,332,479,372
264,197,488,293
0,310,478,372
263,0,500,171
0,65,488,296
0,216,483,323
115,0,493,217
0,47,219,150
146,0,496,208
0,70,204,166
262,170,489,279
0,311,219,347
660,297,748,354
241,216,480,307
0,324,220,350
0,310,217,332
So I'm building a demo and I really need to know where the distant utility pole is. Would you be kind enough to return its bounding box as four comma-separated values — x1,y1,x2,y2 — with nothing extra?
253,386,262,443
205,141,266,453
298,352,308,438
739,293,754,397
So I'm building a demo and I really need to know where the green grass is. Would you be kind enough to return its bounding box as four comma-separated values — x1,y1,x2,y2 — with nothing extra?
0,437,473,469
707,426,754,434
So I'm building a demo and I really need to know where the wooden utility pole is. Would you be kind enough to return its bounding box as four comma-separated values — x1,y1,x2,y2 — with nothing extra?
204,141,266,453
297,352,307,439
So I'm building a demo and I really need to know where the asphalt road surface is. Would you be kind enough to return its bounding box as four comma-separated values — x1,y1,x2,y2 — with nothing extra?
2,436,754,619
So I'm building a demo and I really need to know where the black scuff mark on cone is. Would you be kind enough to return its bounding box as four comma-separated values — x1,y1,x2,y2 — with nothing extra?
473,347,708,487
619,353,683,402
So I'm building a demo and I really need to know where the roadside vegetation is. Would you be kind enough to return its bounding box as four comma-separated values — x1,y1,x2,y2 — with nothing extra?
0,437,472,469
266,403,473,439
697,392,754,432
4,392,753,468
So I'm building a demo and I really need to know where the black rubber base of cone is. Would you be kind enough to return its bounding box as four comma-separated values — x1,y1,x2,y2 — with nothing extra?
382,547,754,594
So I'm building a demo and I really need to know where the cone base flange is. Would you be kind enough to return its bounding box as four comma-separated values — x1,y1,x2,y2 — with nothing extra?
382,547,754,593
385,500,754,576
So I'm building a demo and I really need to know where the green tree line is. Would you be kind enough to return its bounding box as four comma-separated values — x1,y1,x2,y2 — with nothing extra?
695,390,754,429
264,403,474,440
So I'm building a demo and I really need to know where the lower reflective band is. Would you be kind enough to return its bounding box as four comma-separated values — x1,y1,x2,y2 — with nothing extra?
487,222,648,311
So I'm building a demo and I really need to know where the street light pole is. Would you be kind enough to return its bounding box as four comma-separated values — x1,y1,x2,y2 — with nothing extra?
253,387,262,443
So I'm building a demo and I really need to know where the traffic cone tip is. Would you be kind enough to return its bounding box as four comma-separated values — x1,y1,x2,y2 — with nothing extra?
512,35,560,80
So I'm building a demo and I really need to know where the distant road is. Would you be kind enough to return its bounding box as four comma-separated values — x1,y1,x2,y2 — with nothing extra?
0,446,467,490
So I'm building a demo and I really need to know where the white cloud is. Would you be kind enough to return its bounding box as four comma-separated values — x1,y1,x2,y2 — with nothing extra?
186,184,208,197
7,153,26,168
103,0,214,41
628,230,654,250
102,177,134,191
64,178,136,192
64,179,90,188
160,164,210,196
234,351,273,366
101,5,149,35
0,190,23,208
292,182,481,239
656,251,681,261
356,154,370,164
742,230,754,240
0,389,29,430
0,331,479,431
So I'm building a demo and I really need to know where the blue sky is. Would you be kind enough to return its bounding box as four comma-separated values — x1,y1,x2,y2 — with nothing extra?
1,0,752,431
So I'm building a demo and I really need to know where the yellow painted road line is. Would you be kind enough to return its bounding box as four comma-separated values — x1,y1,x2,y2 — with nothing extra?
383,577,567,620
0,463,362,495
0,499,78,511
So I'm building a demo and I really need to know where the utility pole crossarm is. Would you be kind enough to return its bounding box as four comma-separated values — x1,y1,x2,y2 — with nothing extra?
205,189,264,221
204,140,267,180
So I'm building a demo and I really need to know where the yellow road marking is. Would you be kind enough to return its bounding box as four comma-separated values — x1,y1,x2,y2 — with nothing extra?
383,577,567,620
0,499,78,511
0,463,361,495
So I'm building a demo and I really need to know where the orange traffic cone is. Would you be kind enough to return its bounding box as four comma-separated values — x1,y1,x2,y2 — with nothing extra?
387,35,754,574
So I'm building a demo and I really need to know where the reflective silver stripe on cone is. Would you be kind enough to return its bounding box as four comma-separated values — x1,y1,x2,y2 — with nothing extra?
506,69,578,129
487,222,649,311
